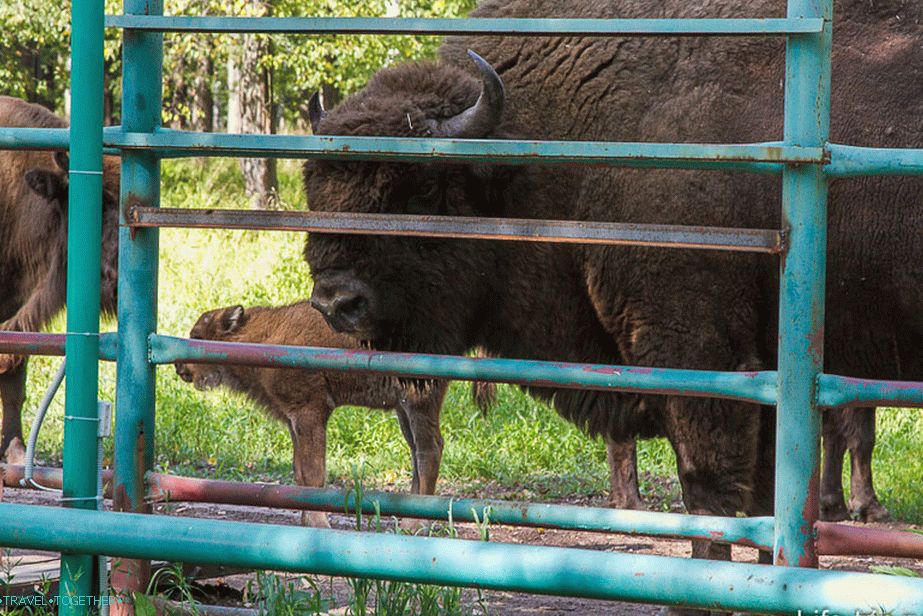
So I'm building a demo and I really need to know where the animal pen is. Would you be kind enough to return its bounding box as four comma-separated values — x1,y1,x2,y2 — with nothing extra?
1,0,923,613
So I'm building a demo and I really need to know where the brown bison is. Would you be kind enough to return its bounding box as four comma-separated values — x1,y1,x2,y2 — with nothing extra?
0,96,120,462
175,301,490,527
303,0,921,605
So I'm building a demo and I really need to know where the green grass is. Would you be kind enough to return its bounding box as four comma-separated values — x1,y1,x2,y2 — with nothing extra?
17,159,923,524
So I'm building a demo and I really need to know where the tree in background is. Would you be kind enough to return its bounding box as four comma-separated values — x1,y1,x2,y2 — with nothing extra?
0,0,477,205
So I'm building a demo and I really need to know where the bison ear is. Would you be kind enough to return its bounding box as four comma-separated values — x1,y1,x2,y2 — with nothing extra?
220,305,246,334
24,168,67,204
308,91,327,134
53,151,69,172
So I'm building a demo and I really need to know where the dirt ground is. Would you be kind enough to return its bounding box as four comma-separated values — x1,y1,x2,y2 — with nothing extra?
2,486,920,615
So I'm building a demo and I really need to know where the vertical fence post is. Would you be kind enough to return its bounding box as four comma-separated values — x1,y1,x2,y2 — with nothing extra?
112,0,163,611
58,0,106,613
774,0,832,567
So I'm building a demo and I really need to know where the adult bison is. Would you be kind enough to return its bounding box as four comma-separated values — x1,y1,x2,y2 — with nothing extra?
0,96,120,462
303,0,922,596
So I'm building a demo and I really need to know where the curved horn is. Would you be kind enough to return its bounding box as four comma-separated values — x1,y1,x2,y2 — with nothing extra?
308,91,327,133
430,50,505,138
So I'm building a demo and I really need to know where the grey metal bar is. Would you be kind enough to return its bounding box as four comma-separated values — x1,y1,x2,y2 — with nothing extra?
128,207,784,254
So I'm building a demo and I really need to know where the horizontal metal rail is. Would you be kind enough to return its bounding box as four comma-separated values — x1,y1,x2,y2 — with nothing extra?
0,127,119,154
145,472,774,550
0,502,920,614
109,130,819,168
9,466,923,560
129,207,784,254
817,374,923,409
153,334,779,405
104,15,825,36
3,331,918,410
0,331,118,361
825,144,923,177
6,128,923,178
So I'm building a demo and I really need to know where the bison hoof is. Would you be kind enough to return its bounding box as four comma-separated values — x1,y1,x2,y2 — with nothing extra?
819,499,850,522
850,498,891,523
300,511,331,528
3,438,26,466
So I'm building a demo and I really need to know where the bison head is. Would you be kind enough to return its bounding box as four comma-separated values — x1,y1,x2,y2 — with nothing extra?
24,150,121,316
175,305,247,391
305,51,511,355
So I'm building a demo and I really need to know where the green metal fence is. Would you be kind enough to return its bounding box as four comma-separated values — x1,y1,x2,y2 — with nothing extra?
1,0,923,614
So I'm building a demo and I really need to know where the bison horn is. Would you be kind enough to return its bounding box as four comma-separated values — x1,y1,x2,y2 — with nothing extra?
429,50,505,138
308,91,327,134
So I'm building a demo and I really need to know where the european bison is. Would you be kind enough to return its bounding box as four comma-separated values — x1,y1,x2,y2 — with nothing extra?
0,96,120,463
175,301,489,527
302,0,921,603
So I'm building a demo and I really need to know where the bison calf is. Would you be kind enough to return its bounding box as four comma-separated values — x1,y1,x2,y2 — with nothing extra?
175,301,457,527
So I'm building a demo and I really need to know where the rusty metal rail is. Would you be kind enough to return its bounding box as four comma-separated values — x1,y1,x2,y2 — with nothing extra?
127,207,785,254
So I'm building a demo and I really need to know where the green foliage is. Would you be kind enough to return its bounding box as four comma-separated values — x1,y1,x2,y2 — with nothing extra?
2,0,476,126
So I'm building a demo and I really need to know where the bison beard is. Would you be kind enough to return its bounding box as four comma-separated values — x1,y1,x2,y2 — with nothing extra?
303,1,923,611
0,96,120,462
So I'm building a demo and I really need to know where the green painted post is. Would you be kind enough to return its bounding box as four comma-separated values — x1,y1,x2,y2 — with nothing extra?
774,0,832,567
112,0,163,609
59,0,106,612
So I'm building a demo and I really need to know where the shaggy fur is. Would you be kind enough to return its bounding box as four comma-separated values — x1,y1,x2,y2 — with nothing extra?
175,301,468,526
0,96,120,461
303,0,922,590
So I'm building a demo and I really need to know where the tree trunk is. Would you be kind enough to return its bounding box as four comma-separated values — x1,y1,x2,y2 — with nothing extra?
191,50,214,132
237,1,277,209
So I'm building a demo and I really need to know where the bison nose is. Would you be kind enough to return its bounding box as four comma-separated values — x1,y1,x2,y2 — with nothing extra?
175,363,193,382
310,274,374,334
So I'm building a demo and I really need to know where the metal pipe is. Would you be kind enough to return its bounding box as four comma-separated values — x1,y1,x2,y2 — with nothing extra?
817,374,923,409
103,15,825,36
150,335,779,406
0,331,118,361
22,360,67,491
108,130,820,167
59,0,106,610
0,502,920,614
773,0,832,568
5,465,921,560
826,144,923,177
127,207,784,254
1,464,113,492
816,522,923,560
113,0,164,610
146,473,775,550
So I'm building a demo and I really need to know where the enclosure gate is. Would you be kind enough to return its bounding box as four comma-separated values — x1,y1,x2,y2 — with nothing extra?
1,0,923,614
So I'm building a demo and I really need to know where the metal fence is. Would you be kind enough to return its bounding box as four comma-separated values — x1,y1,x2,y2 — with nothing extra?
1,0,923,614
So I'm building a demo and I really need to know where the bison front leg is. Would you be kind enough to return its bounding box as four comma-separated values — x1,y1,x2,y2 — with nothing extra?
287,404,331,528
398,385,446,497
606,436,645,510
663,396,760,616
844,407,889,522
396,386,446,533
0,357,28,464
